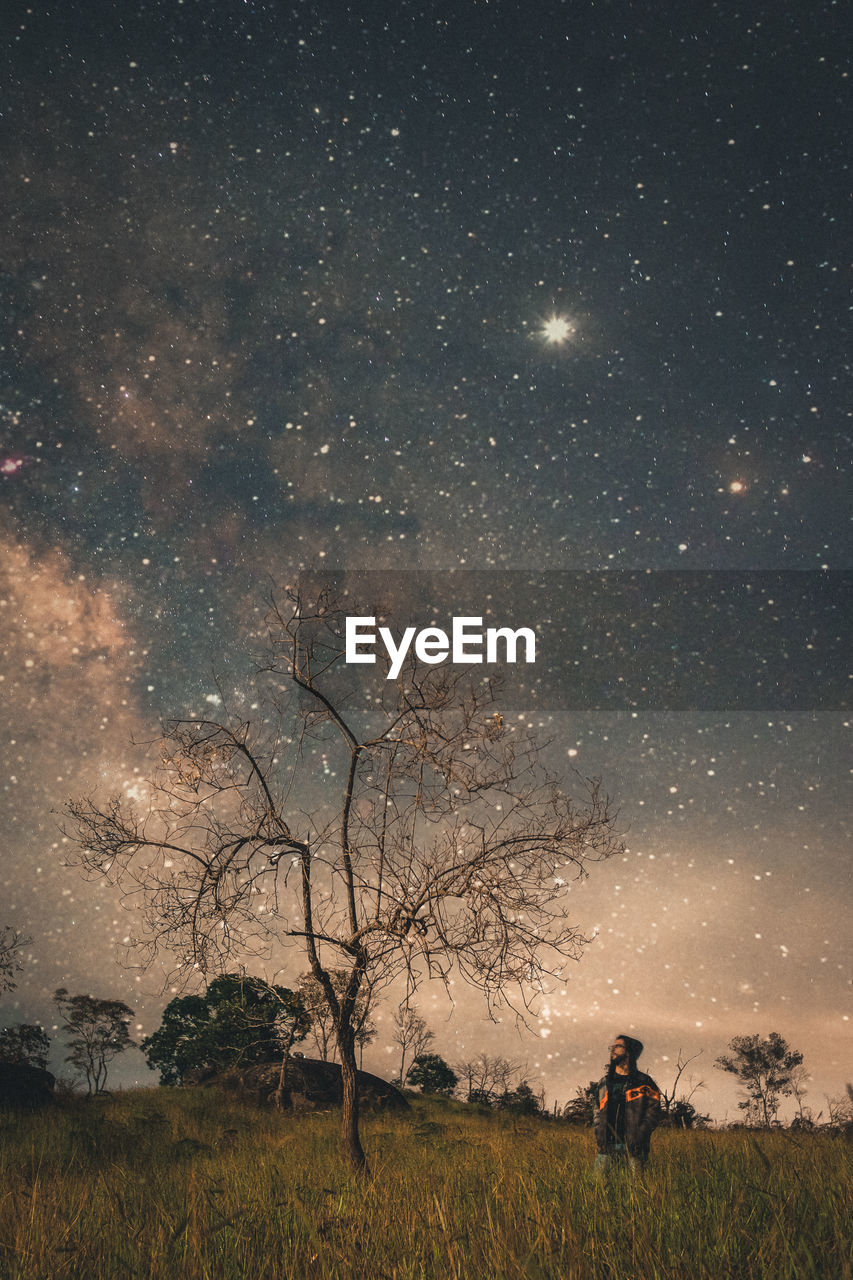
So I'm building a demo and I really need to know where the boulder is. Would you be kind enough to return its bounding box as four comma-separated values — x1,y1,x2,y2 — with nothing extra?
190,1056,408,1112
0,1061,56,1109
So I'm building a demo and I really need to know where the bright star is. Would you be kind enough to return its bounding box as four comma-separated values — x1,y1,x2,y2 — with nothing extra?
541,315,574,344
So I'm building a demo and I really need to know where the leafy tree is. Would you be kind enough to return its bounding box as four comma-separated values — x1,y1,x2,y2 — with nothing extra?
392,1005,434,1087
65,588,623,1170
498,1080,542,1115
406,1053,458,1096
141,973,309,1090
0,1023,51,1070
54,989,135,1095
562,1081,598,1125
140,993,209,1085
715,1032,804,1126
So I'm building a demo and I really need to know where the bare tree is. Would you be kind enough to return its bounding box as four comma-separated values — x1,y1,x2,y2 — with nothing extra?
248,976,313,1110
296,972,337,1062
64,587,623,1170
789,1063,813,1126
660,1048,706,1119
297,969,374,1066
391,1004,434,1086
824,1087,853,1132
0,927,27,994
455,1051,525,1105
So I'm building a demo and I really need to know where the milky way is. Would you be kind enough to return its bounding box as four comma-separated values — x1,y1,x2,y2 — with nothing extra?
1,0,849,1119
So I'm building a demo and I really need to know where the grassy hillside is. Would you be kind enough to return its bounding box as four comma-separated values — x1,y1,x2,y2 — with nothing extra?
0,1089,849,1279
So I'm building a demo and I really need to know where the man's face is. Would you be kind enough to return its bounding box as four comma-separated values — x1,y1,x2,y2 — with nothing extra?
610,1039,628,1065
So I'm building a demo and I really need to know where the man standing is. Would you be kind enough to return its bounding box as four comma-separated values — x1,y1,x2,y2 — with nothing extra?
593,1034,662,1173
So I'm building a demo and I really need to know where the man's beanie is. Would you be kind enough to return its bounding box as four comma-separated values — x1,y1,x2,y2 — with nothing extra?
617,1034,644,1063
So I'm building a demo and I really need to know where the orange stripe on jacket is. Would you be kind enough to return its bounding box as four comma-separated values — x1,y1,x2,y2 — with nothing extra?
626,1084,660,1103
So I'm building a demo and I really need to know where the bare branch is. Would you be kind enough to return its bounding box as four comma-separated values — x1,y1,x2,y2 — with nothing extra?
0,926,29,994
63,586,624,1169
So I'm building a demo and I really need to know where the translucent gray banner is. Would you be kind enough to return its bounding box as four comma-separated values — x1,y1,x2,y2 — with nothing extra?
302,571,850,711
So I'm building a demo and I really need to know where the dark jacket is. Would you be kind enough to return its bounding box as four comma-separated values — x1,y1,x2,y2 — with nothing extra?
593,1069,662,1156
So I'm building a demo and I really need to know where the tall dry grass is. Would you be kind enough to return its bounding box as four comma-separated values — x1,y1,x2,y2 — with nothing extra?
0,1089,849,1279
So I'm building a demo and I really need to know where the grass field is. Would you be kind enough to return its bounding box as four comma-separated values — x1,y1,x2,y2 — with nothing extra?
0,1089,849,1279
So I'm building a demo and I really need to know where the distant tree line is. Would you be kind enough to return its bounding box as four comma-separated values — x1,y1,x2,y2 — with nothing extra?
0,987,135,1096
2,925,851,1130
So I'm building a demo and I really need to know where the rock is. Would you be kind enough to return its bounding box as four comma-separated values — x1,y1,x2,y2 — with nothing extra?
189,1056,409,1112
0,1062,56,1109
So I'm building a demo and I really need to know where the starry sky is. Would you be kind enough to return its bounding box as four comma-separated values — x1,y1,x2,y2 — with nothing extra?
1,0,850,1121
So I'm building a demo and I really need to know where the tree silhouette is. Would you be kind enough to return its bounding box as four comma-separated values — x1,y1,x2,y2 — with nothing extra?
406,1052,457,1096
0,927,27,994
824,1088,853,1133
788,1063,813,1127
0,1023,51,1070
455,1051,524,1106
498,1080,543,1116
54,989,135,1095
297,970,374,1066
660,1048,706,1120
715,1032,804,1126
141,973,309,1090
562,1081,598,1125
392,1005,434,1087
65,587,623,1170
663,1099,710,1130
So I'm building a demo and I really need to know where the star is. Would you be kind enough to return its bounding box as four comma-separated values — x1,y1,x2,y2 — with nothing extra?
540,315,574,345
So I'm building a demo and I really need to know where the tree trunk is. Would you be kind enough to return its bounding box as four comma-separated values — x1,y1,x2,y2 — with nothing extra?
273,1050,292,1111
338,1032,366,1173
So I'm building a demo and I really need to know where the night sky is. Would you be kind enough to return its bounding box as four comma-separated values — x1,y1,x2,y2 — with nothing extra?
1,0,849,1121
